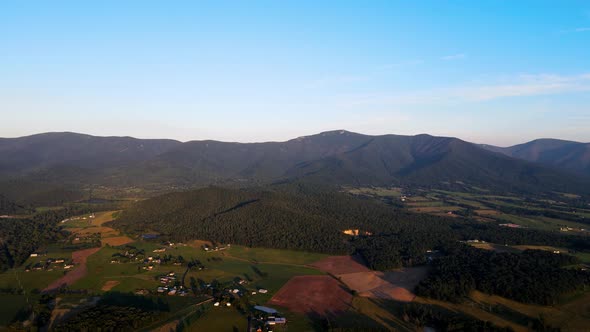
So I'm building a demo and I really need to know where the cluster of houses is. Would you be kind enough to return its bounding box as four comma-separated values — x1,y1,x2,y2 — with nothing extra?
250,306,287,331
110,245,194,271
163,241,187,247
110,246,146,264
499,223,524,228
25,255,74,272
60,214,95,224
209,276,269,309
155,272,189,296
70,233,101,246
202,243,230,252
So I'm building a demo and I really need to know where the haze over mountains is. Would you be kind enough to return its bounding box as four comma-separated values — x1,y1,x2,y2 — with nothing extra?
482,139,590,177
1,131,589,196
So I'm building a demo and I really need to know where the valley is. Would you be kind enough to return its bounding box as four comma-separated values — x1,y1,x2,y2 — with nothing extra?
0,182,588,331
0,132,589,331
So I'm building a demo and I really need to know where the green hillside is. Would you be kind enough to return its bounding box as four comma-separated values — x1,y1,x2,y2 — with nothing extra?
114,185,590,270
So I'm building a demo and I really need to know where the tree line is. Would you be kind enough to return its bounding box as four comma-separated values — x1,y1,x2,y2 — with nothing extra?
415,243,590,305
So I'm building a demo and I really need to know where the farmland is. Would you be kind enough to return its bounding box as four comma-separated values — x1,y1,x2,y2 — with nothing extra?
1,188,589,331
348,186,590,233
0,230,330,331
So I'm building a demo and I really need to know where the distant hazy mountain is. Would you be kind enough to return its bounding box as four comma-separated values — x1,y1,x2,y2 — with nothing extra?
1,131,589,196
0,132,181,178
481,139,590,177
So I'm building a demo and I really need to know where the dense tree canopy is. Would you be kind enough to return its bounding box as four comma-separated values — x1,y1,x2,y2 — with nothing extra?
0,206,106,270
415,243,590,305
114,185,590,271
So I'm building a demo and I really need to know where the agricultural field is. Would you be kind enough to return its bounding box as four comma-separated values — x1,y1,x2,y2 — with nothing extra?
468,241,590,263
415,290,590,332
2,198,589,331
61,210,134,246
349,186,590,233
0,238,330,330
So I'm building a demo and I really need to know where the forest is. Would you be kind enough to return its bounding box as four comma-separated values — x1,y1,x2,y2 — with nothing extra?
415,243,590,305
0,194,28,215
0,206,105,271
114,185,590,271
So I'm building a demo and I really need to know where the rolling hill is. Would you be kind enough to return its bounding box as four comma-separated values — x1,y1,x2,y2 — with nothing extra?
482,139,590,177
1,131,589,197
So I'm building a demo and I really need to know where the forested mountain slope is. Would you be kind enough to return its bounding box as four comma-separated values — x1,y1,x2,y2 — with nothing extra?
287,134,590,194
0,132,180,177
482,138,590,177
2,131,589,196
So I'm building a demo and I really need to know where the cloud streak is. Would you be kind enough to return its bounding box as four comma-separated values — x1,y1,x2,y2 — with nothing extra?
328,73,590,108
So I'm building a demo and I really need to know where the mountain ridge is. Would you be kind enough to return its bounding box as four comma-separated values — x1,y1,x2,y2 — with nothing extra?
1,131,589,196
481,138,590,177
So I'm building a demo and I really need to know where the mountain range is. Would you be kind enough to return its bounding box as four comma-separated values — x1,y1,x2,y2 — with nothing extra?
481,139,590,177
1,131,589,197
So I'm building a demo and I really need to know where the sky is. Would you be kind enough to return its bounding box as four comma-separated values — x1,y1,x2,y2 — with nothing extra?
1,1,589,146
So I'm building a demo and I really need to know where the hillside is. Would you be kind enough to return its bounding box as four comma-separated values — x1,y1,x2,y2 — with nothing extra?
482,139,590,177
287,134,590,195
0,180,85,207
113,185,589,268
0,132,181,178
2,131,589,196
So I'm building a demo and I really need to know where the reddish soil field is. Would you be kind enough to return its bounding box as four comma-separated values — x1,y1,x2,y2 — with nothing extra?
101,280,120,291
338,267,430,302
43,247,101,291
310,255,370,275
268,276,352,316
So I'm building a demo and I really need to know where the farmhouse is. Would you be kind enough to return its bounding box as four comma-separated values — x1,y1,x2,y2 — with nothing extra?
499,223,523,228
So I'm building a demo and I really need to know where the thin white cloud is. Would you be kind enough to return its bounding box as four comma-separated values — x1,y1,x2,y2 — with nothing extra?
441,53,466,60
458,73,590,101
575,27,590,32
326,73,590,108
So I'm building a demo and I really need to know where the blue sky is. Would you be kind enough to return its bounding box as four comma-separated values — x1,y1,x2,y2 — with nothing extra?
1,1,589,145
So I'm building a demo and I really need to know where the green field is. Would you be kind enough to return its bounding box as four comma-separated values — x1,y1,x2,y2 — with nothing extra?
346,186,402,198
0,240,329,329
0,269,65,292
0,294,30,326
